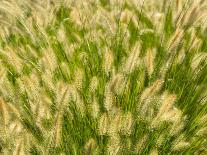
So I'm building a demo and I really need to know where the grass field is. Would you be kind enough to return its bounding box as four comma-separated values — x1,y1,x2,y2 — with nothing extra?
0,0,207,154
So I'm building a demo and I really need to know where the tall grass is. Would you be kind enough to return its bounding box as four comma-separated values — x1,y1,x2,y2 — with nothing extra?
0,0,207,154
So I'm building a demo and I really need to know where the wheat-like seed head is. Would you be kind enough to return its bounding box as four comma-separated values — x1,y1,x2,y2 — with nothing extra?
121,112,133,135
104,84,114,112
103,49,114,74
150,149,158,155
140,80,162,101
98,113,109,135
145,48,155,76
136,135,148,154
0,0,206,154
91,97,100,119
89,76,99,93
74,68,84,90
107,135,121,155
123,42,141,74
84,138,97,154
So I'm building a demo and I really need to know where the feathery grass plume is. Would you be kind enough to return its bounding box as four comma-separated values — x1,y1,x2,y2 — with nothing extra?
167,28,184,52
98,113,109,135
145,48,155,76
198,114,207,126
156,92,177,118
180,1,206,28
136,69,145,92
57,25,67,43
177,49,186,64
13,138,25,155
65,84,86,116
74,68,84,90
41,70,55,90
9,121,22,135
60,63,70,79
120,9,138,26
68,84,85,116
120,9,131,24
1,47,23,72
123,42,141,74
109,73,126,95
196,127,207,136
91,97,100,119
152,12,164,34
36,103,50,123
103,49,114,74
97,7,117,35
139,29,154,36
104,84,114,112
169,119,184,136
0,0,207,154
107,135,121,155
150,149,158,155
84,138,97,154
188,28,202,51
0,97,9,125
89,76,99,93
172,140,190,151
140,98,156,121
108,110,122,136
156,134,165,147
136,135,148,154
140,79,162,102
79,52,89,65
56,81,71,109
121,112,133,135
54,113,62,147
68,84,78,102
70,6,85,26
40,47,58,72
0,77,13,98
176,6,197,28
151,93,177,127
191,53,207,71
159,108,182,122
75,94,86,117
5,101,20,118
0,68,6,81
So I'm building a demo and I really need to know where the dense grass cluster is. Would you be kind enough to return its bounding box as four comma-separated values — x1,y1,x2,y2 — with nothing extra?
0,0,207,154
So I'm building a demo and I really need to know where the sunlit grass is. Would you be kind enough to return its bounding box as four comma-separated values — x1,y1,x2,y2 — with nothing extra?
0,0,207,154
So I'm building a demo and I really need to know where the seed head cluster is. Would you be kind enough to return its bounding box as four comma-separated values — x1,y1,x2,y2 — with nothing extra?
0,0,207,154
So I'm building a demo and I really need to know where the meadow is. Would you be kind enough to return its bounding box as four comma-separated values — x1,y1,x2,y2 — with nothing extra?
0,0,207,154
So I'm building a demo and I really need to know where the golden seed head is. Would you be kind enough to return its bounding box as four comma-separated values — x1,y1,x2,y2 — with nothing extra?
172,140,189,151
103,49,114,74
121,112,133,135
104,84,114,112
136,135,148,153
140,80,162,101
145,48,156,76
89,76,99,93
108,111,122,135
84,138,97,154
74,68,84,90
54,113,62,147
110,73,126,95
167,28,184,51
150,149,159,155
98,113,109,135
91,97,100,119
123,42,141,74
0,97,9,125
107,135,121,155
